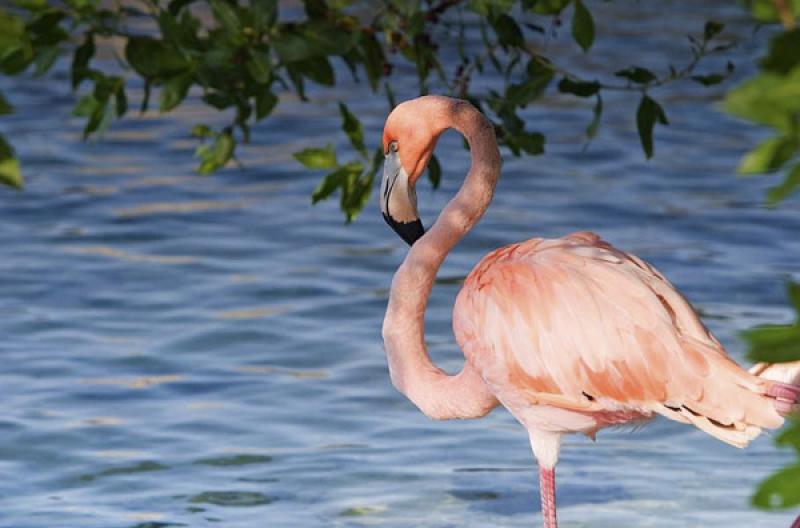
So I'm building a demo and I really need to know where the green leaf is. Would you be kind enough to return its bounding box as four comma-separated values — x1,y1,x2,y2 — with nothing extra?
209,0,241,36
427,154,441,189
27,10,68,45
775,419,800,452
385,81,396,109
34,45,60,76
196,131,235,174
141,79,152,114
203,91,235,110
0,11,32,73
93,74,123,102
306,22,357,56
72,93,98,117
691,73,726,86
528,0,570,15
615,66,657,84
0,136,22,189
115,87,127,118
0,157,22,189
0,45,34,75
246,50,272,84
516,130,545,155
406,37,440,85
159,73,193,112
761,29,800,75
203,42,235,69
753,463,800,509
311,161,371,222
286,63,307,100
571,0,595,53
492,14,524,49
338,103,366,157
557,77,600,97
252,0,278,30
274,22,355,63
0,91,13,115
303,0,329,20
0,135,13,159
767,164,800,205
190,124,214,139
294,145,337,169
340,162,371,222
168,0,199,16
158,9,201,50
636,95,669,159
12,0,47,8
83,101,108,139
703,20,724,41
743,323,800,364
746,0,800,24
739,136,798,174
469,0,515,16
273,32,314,64
125,37,190,78
788,281,800,313
586,94,603,140
722,68,800,133
405,11,425,37
71,32,94,88
311,164,350,203
505,57,555,107
255,91,278,120
296,56,335,86
360,32,385,91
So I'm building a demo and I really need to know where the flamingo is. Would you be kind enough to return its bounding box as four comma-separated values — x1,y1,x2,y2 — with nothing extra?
378,95,800,527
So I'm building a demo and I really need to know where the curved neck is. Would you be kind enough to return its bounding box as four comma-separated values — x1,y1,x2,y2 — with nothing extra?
382,100,501,419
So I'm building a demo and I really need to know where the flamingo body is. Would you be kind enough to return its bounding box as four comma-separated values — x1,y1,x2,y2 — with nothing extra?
454,231,782,448
377,96,800,527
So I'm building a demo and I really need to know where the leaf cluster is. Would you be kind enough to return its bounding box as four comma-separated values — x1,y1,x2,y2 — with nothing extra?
724,9,800,205
293,1,735,217
296,104,382,222
0,0,738,221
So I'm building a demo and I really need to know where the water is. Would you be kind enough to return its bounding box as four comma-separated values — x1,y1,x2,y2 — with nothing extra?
1,2,799,527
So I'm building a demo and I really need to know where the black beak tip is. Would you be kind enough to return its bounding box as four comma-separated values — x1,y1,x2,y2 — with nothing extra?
383,213,425,246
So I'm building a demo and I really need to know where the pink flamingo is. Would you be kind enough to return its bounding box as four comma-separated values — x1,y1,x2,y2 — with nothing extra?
378,95,800,527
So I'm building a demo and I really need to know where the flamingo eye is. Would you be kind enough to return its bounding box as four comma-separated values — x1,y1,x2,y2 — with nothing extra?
389,141,399,153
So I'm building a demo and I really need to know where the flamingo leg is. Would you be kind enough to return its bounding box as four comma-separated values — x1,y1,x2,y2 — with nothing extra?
768,381,800,415
539,465,558,528
767,382,800,402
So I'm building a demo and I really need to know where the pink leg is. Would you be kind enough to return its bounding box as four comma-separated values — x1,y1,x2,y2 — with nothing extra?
539,466,558,528
768,382,800,402
768,382,800,415
792,514,800,528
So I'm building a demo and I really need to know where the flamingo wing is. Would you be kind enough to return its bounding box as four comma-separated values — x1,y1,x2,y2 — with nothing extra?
453,232,783,446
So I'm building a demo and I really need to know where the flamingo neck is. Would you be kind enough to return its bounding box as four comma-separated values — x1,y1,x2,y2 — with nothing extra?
382,100,501,420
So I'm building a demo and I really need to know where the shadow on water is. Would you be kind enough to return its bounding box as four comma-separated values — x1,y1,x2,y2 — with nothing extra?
450,481,629,516
187,491,274,507
80,461,168,482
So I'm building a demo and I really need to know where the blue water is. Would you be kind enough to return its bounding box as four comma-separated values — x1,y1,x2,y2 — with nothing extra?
1,2,799,527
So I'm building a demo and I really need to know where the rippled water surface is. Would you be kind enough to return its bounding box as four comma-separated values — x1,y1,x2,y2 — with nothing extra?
2,2,800,527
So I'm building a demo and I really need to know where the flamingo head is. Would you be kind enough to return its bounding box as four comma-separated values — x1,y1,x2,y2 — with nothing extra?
380,96,448,246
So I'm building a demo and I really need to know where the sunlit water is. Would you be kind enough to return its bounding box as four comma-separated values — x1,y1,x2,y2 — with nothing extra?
1,2,799,527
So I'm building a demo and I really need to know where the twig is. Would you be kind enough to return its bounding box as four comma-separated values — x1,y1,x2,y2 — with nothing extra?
773,0,796,29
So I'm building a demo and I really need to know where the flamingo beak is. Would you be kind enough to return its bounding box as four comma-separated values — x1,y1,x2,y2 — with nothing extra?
380,148,425,246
